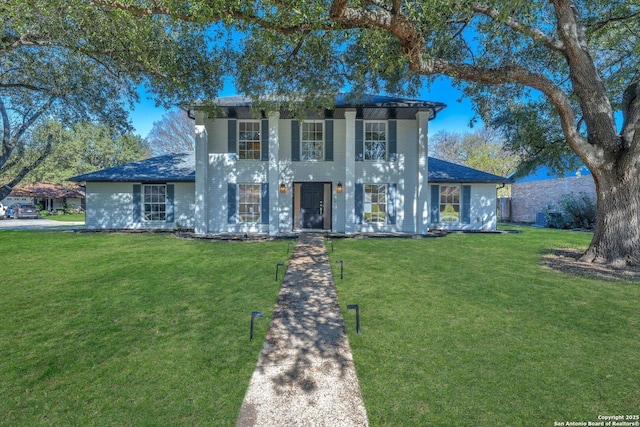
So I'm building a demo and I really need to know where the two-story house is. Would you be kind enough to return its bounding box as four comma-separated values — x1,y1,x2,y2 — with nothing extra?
71,94,510,234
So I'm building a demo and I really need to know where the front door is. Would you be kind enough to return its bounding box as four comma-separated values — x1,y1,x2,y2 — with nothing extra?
301,183,324,229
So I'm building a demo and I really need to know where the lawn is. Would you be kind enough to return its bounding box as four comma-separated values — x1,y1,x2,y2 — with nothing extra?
0,231,287,426
43,212,85,222
329,227,639,426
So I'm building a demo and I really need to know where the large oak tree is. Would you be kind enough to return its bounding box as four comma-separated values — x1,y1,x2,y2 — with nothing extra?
0,0,222,199
60,1,640,265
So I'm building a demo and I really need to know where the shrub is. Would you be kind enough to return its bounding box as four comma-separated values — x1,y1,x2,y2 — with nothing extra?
544,192,596,229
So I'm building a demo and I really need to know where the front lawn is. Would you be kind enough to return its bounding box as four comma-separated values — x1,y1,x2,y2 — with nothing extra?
329,227,639,426
0,232,286,426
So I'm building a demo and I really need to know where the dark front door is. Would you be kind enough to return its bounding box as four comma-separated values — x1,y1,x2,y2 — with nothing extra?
301,183,324,229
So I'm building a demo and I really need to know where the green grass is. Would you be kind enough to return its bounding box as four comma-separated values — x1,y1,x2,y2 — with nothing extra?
329,227,639,426
43,212,85,222
0,231,287,426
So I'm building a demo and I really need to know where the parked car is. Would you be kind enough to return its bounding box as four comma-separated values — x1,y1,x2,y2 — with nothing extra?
6,203,40,219
0,203,6,219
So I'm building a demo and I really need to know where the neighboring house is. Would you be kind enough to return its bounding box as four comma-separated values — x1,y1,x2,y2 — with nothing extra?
0,183,85,212
70,95,510,234
510,164,596,223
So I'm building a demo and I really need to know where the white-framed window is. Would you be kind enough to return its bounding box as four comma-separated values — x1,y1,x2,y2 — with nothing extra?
238,183,261,223
364,184,387,223
238,121,261,160
301,121,324,161
440,185,460,222
143,184,166,221
364,121,387,161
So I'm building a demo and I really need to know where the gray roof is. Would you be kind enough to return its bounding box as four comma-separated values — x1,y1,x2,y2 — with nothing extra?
428,157,511,184
68,152,195,183
70,152,510,184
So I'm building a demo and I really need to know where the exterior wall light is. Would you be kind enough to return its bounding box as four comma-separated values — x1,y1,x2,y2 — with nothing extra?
336,182,343,193
279,182,286,193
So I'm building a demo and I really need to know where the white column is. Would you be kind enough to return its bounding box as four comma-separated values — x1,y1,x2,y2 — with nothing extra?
268,111,280,236
194,111,208,235
344,109,356,234
416,111,430,234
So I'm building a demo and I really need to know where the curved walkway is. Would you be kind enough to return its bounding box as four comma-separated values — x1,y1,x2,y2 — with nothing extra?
237,234,368,427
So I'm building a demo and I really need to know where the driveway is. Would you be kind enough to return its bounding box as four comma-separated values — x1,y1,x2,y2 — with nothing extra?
0,218,85,230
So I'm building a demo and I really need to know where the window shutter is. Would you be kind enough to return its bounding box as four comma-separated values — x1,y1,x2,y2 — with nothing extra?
430,185,440,223
388,120,397,161
227,183,237,223
462,185,471,224
261,183,269,224
387,183,397,225
355,183,364,224
261,119,269,161
291,120,300,161
355,119,364,161
133,184,141,223
228,120,237,154
325,119,334,161
166,184,175,223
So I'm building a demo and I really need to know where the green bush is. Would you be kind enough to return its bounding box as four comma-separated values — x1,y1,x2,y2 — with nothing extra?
544,192,596,229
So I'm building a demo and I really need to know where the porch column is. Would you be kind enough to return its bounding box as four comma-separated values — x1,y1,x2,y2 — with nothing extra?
344,108,357,234
416,110,430,234
194,110,208,235
268,111,280,236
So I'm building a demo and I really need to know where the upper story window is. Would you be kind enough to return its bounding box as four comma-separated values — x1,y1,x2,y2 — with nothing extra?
238,183,261,223
143,184,166,221
238,121,261,160
364,121,387,161
364,184,387,223
301,121,324,161
440,185,460,223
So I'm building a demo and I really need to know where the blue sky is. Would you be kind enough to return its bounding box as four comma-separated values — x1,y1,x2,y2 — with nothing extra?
128,76,479,139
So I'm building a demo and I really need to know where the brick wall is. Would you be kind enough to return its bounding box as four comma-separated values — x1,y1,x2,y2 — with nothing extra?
511,175,596,223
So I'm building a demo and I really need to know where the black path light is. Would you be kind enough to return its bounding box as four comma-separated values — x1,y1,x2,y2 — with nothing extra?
336,260,343,279
287,241,293,254
275,262,285,281
347,304,360,335
250,311,264,341
327,239,334,252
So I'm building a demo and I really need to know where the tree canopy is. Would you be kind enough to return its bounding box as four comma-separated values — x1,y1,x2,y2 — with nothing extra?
0,0,223,197
146,109,195,155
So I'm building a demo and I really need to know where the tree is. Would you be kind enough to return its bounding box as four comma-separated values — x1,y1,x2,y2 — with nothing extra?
430,128,520,179
97,0,640,266
0,1,222,199
146,109,195,155
0,121,150,185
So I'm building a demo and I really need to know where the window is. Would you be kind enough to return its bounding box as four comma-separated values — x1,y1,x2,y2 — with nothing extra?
238,184,261,223
364,184,386,223
143,184,166,221
301,122,324,161
238,121,261,160
364,121,387,161
440,185,460,222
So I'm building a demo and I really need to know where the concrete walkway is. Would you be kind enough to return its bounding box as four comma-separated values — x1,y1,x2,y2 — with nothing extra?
237,234,369,427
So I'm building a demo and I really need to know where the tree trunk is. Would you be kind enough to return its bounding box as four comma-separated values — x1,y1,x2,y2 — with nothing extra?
580,164,640,266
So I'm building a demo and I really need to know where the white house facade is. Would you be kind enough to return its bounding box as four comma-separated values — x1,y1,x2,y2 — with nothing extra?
71,95,510,234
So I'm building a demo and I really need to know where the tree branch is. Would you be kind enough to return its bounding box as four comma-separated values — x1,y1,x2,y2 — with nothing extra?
471,3,566,52
3,134,53,191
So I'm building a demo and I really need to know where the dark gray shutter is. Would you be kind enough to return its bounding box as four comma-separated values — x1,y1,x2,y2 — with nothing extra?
430,185,440,223
228,120,236,154
355,119,364,161
133,184,141,223
228,183,237,223
387,183,397,225
355,183,364,224
291,120,300,161
388,120,397,161
325,119,333,161
261,183,269,224
166,184,174,223
261,119,269,161
462,185,471,224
